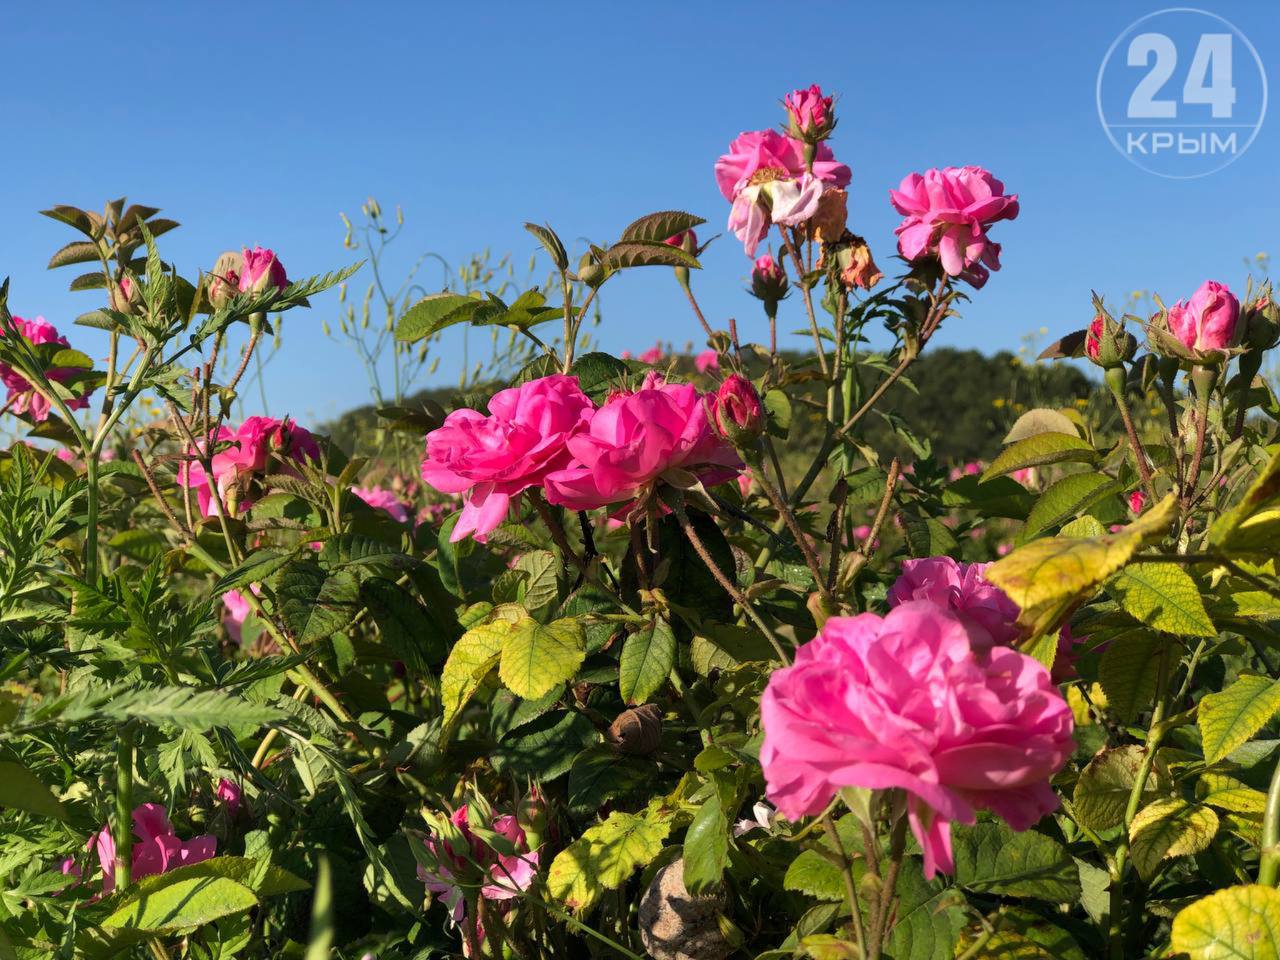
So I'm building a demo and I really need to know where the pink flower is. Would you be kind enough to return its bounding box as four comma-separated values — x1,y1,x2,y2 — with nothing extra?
886,556,1022,648
708,374,764,444
418,806,540,927
420,375,595,543
1085,315,1104,362
237,247,288,294
221,588,254,644
663,229,697,250
1010,467,1034,486
353,485,410,524
544,371,743,511
784,84,835,141
737,466,753,497
716,130,851,256
694,349,719,374
1129,490,1147,514
637,343,664,365
1168,280,1240,356
751,254,789,306
87,803,216,895
178,416,319,518
760,602,1073,878
0,316,94,422
889,166,1019,288
216,778,243,816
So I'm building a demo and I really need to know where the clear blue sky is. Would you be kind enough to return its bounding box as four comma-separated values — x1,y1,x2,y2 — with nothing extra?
2,2,1276,426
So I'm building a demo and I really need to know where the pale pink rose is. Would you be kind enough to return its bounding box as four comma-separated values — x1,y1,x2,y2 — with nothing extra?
1011,467,1034,486
178,416,319,518
716,130,851,256
237,247,288,294
784,84,834,140
353,485,410,524
87,803,216,895
543,371,742,511
620,350,633,360
637,343,664,365
886,556,1022,648
889,166,1019,288
760,601,1073,878
996,542,1012,557
694,349,719,374
216,778,243,816
0,316,94,422
420,375,595,543
1168,280,1240,355
733,800,777,837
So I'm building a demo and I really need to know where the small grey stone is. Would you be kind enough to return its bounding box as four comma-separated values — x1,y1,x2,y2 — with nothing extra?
638,859,731,960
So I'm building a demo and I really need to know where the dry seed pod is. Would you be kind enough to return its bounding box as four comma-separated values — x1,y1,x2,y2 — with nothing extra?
606,703,662,755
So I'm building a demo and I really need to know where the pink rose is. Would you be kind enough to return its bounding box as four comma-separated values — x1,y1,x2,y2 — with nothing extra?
353,485,410,524
543,371,743,511
716,130,851,256
751,255,789,307
708,374,764,444
889,166,1019,288
0,316,94,422
760,601,1073,878
737,466,753,497
418,805,540,927
663,230,697,250
420,375,595,542
637,343,664,365
87,803,216,895
1129,490,1147,514
886,556,1022,648
179,416,319,518
237,247,288,294
216,778,243,816
784,84,835,141
1085,314,1104,362
694,349,720,374
1167,280,1240,356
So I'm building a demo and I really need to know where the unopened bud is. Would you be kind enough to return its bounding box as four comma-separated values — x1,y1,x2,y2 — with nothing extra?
709,374,765,446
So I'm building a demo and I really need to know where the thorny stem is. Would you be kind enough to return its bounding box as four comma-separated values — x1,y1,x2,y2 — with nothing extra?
778,226,829,377
679,277,715,341
1110,380,1157,501
822,814,867,957
839,458,901,590
749,450,829,599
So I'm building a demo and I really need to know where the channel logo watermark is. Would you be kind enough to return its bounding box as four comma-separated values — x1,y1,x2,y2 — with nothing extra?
1096,8,1267,179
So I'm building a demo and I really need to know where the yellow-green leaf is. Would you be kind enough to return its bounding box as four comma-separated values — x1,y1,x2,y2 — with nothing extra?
1106,562,1217,636
1172,884,1280,959
1128,798,1218,880
1072,745,1169,832
986,495,1177,636
619,619,676,705
1197,774,1268,815
546,809,671,914
1097,633,1168,723
498,616,585,700
104,875,257,931
1003,408,1081,444
1210,445,1280,554
439,620,511,737
982,431,1098,482
1199,674,1280,765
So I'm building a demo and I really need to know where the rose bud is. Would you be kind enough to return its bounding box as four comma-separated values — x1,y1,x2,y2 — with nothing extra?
663,230,697,252
784,84,836,143
237,247,289,295
1085,313,1136,369
1167,280,1241,361
1242,292,1279,352
750,254,789,316
207,251,243,309
709,374,765,445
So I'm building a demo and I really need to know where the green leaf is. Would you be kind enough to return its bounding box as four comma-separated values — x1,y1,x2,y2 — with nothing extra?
941,474,1034,520
982,431,1097,482
1197,773,1268,815
493,710,596,781
764,389,792,439
1098,633,1166,723
512,550,561,616
885,862,966,960
952,822,1080,901
439,620,510,737
569,352,631,402
1003,408,1081,443
0,761,66,820
524,222,568,271
1072,745,1169,832
394,292,481,342
1209,446,1280,555
566,746,651,819
619,619,676,705
211,549,290,594
901,513,959,558
1022,472,1122,541
360,577,446,671
618,211,704,244
498,616,586,700
682,792,729,894
104,876,257,931
546,808,671,914
986,494,1177,637
1199,674,1280,765
600,241,700,270
1172,884,1280,959
783,849,847,902
1106,562,1216,636
108,528,168,562
1128,798,1218,880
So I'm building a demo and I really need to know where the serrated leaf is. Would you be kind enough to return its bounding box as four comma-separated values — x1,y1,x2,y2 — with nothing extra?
512,550,561,616
1003,408,1081,444
497,616,585,700
1106,562,1216,636
982,432,1097,482
1098,633,1166,723
619,619,676,705
952,822,1079,901
1022,472,1122,541
618,210,705,244
1210,446,1280,555
783,849,847,902
1129,798,1218,880
986,494,1177,636
524,222,568,270
566,746,651,819
600,241,700,270
440,620,510,737
360,577,445,671
682,792,729,894
885,862,966,960
1200,674,1280,765
104,876,257,931
394,292,481,342
1172,884,1280,959
1072,745,1168,832
1197,773,1268,814
546,809,671,914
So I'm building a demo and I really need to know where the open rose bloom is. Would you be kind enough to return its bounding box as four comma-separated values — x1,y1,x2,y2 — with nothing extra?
64,803,216,895
1166,280,1241,360
760,602,1074,878
0,316,94,422
178,416,320,517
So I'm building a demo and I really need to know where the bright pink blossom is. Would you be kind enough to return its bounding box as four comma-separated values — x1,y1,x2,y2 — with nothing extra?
716,130,851,256
1168,280,1240,356
87,803,216,895
1085,315,1104,362
237,247,288,294
708,374,764,443
760,602,1073,878
663,229,697,250
221,588,255,644
543,372,742,511
889,166,1019,288
418,806,540,927
1129,490,1147,514
216,778,243,816
353,485,410,524
178,416,319,518
420,375,594,542
784,84,834,140
887,556,1022,648
637,343,664,365
694,349,719,374
0,316,94,422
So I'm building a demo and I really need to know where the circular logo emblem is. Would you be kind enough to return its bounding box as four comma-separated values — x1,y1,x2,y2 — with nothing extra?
1097,7,1267,179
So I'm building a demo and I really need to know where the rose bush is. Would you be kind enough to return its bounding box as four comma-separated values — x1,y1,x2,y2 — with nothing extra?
0,85,1278,960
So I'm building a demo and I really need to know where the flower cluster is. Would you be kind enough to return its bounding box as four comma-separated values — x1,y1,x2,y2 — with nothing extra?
0,316,94,422
63,803,216,895
420,372,743,539
178,415,320,517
